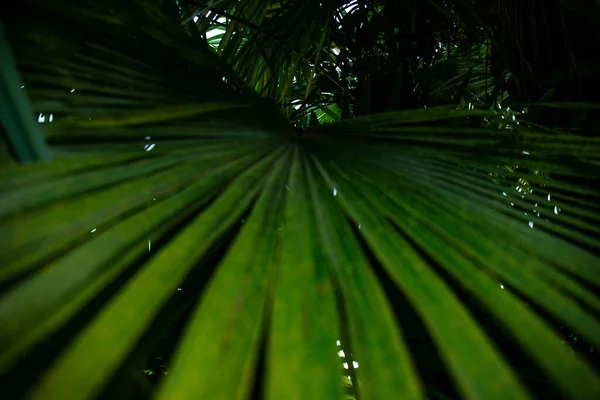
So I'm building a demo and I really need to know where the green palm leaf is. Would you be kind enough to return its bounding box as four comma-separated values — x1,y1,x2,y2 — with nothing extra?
1,1,600,399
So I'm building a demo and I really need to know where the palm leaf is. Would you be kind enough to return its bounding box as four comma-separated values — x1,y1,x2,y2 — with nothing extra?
1,1,600,399
0,24,51,162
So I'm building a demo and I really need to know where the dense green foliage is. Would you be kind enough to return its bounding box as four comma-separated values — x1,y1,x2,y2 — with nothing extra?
1,0,600,399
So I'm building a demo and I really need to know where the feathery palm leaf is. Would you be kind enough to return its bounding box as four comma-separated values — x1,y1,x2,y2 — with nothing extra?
1,1,600,400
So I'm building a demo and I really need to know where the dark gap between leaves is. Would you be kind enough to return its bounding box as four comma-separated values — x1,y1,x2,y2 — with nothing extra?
326,230,361,400
348,220,461,400
387,218,569,400
247,213,290,400
532,177,600,259
497,282,600,374
0,191,220,400
475,205,600,298
0,172,206,297
97,200,256,400
540,264,600,323
15,155,188,219
0,200,153,296
247,264,277,400
247,320,270,400
532,217,600,261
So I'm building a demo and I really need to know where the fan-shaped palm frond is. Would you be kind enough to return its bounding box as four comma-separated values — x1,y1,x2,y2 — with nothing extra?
1,1,600,400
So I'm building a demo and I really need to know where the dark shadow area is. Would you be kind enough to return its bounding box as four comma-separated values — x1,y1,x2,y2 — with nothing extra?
97,205,253,400
0,162,205,297
388,218,571,400
327,247,361,400
348,220,462,400
247,292,272,400
0,191,222,399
